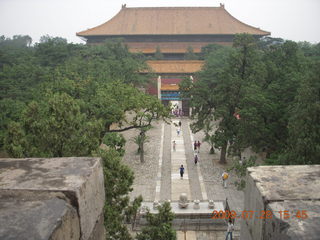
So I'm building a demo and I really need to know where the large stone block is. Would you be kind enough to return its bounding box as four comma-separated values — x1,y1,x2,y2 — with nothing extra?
0,195,80,240
240,165,320,240
0,157,105,240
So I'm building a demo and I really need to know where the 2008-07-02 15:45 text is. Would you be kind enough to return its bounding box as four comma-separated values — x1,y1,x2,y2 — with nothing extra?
211,210,308,220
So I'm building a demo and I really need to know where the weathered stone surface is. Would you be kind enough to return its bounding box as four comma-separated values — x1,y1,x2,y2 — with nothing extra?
88,213,105,240
0,157,105,240
248,165,320,201
266,200,320,240
240,165,320,240
0,197,80,240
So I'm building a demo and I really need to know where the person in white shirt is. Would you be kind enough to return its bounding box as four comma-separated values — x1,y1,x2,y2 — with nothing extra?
173,140,176,151
226,219,234,240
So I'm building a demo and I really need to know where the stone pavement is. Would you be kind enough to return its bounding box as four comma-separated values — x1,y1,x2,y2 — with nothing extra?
123,118,243,240
171,121,191,200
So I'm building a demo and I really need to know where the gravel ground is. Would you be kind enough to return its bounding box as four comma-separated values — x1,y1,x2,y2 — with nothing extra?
121,121,162,201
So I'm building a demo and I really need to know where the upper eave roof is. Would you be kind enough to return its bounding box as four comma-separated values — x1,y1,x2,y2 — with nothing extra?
77,5,270,37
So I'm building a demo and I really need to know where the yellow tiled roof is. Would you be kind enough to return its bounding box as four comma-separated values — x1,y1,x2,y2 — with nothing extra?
77,5,270,36
161,84,180,91
147,60,204,73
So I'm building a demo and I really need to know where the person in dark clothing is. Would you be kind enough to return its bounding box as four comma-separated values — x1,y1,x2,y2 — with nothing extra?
197,141,201,152
194,141,197,151
179,165,185,179
194,154,198,164
179,120,182,128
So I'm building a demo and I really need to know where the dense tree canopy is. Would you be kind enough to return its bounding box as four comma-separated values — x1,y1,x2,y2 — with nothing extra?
0,35,171,239
182,34,320,165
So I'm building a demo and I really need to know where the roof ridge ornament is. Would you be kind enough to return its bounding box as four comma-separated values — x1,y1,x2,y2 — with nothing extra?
220,3,225,8
122,4,126,9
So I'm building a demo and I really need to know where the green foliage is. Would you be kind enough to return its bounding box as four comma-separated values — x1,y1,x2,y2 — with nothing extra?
284,63,320,165
256,36,284,50
4,93,102,157
136,202,176,240
228,156,256,190
184,46,198,60
35,36,71,67
97,149,141,240
200,43,225,59
132,126,152,163
183,34,320,165
81,40,150,87
202,122,215,154
0,35,34,68
154,46,164,60
133,132,149,154
1,36,170,155
103,132,126,156
0,99,25,148
0,34,172,240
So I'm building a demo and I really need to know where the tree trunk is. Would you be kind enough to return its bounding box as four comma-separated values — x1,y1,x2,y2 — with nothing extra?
140,141,144,163
219,141,228,164
209,146,215,154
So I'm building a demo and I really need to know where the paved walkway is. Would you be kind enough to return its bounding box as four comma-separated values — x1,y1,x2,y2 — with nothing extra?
171,120,191,200
125,118,243,240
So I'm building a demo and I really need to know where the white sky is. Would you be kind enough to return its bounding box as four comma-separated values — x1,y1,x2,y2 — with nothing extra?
0,0,319,44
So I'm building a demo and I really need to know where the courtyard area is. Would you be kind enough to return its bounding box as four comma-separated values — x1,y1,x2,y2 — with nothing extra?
122,118,244,240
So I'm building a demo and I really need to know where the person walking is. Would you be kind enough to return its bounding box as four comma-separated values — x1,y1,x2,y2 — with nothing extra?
172,140,176,151
177,128,180,136
194,141,197,151
222,171,229,188
197,141,201,152
194,154,198,165
178,120,182,128
225,219,234,240
179,165,185,179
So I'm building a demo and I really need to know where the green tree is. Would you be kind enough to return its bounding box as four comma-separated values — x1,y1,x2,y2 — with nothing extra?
284,63,320,164
103,132,126,156
228,156,257,190
133,126,151,163
154,46,164,60
0,99,25,148
98,148,142,240
5,93,102,157
136,202,176,240
260,40,308,158
34,35,77,67
202,121,215,154
183,34,267,163
184,46,198,60
181,45,232,163
200,43,225,59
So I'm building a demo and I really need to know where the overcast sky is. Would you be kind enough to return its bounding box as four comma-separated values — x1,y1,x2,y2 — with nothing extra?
0,0,319,44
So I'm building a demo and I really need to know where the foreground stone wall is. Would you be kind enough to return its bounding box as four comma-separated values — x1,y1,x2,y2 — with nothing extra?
0,157,105,240
240,165,320,240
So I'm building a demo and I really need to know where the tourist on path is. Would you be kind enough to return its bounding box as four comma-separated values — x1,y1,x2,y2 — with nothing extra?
179,165,185,179
179,120,182,128
222,171,229,188
194,141,197,151
194,154,198,165
197,141,201,152
172,140,176,151
225,219,234,240
177,128,180,136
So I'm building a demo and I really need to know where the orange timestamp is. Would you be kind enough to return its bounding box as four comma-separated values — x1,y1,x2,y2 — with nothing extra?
211,210,308,220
